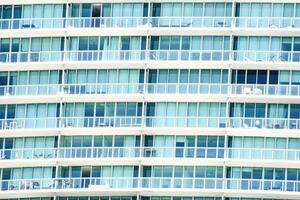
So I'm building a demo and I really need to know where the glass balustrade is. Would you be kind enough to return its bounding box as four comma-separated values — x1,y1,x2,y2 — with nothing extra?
229,117,300,129
2,147,300,161
145,117,227,128
0,148,56,160
0,178,55,191
2,83,300,96
2,177,300,192
0,117,58,129
1,117,300,130
0,147,224,160
233,50,300,62
0,177,223,191
231,84,300,96
1,17,300,29
1,50,299,62
228,148,300,161
227,178,300,192
0,84,60,96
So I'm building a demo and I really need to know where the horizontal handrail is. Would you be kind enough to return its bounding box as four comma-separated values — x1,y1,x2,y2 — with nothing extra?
0,117,300,129
229,117,300,129
1,50,299,62
1,17,300,29
228,147,300,160
230,84,300,96
227,178,300,192
1,83,300,96
2,177,300,192
1,147,300,161
0,146,225,160
0,177,223,190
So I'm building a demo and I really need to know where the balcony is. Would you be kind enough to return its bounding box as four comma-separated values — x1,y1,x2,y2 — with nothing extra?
0,50,300,63
0,177,222,191
0,178,55,191
0,148,56,160
1,17,300,29
233,50,300,62
2,177,300,193
229,117,300,129
0,18,65,29
231,84,300,96
227,178,300,192
2,83,300,97
0,147,224,160
1,117,300,130
0,84,60,96
228,147,300,161
2,147,300,161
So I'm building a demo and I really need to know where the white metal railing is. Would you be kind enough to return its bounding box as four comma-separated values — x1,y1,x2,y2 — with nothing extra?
229,117,300,129
62,83,143,94
1,117,300,130
1,17,300,29
2,83,300,96
228,147,300,161
58,146,224,159
0,117,58,129
234,17,300,28
0,146,222,160
0,50,229,62
1,50,300,62
57,177,138,189
231,84,300,96
62,116,142,128
141,177,223,189
0,51,63,63
233,50,300,62
0,17,65,29
67,16,232,28
0,178,55,191
227,178,300,192
0,148,56,160
147,83,228,94
145,116,227,128
3,147,300,161
0,84,60,96
2,177,300,192
0,177,222,190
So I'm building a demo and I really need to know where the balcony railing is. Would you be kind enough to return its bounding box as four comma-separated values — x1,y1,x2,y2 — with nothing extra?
228,147,300,161
67,16,232,28
0,84,60,96
141,177,223,189
2,83,300,96
0,117,59,129
0,147,224,160
0,51,63,63
3,147,300,161
0,148,56,160
1,117,300,130
0,178,55,191
1,50,300,63
231,84,300,96
1,17,300,29
0,18,65,29
2,177,300,192
227,178,300,192
233,50,300,62
0,177,222,191
145,116,227,128
229,117,300,129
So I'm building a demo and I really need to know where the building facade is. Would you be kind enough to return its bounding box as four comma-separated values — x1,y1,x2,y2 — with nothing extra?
0,1,300,200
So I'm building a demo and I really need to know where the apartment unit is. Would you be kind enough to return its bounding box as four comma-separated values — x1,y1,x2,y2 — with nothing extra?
0,1,300,200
